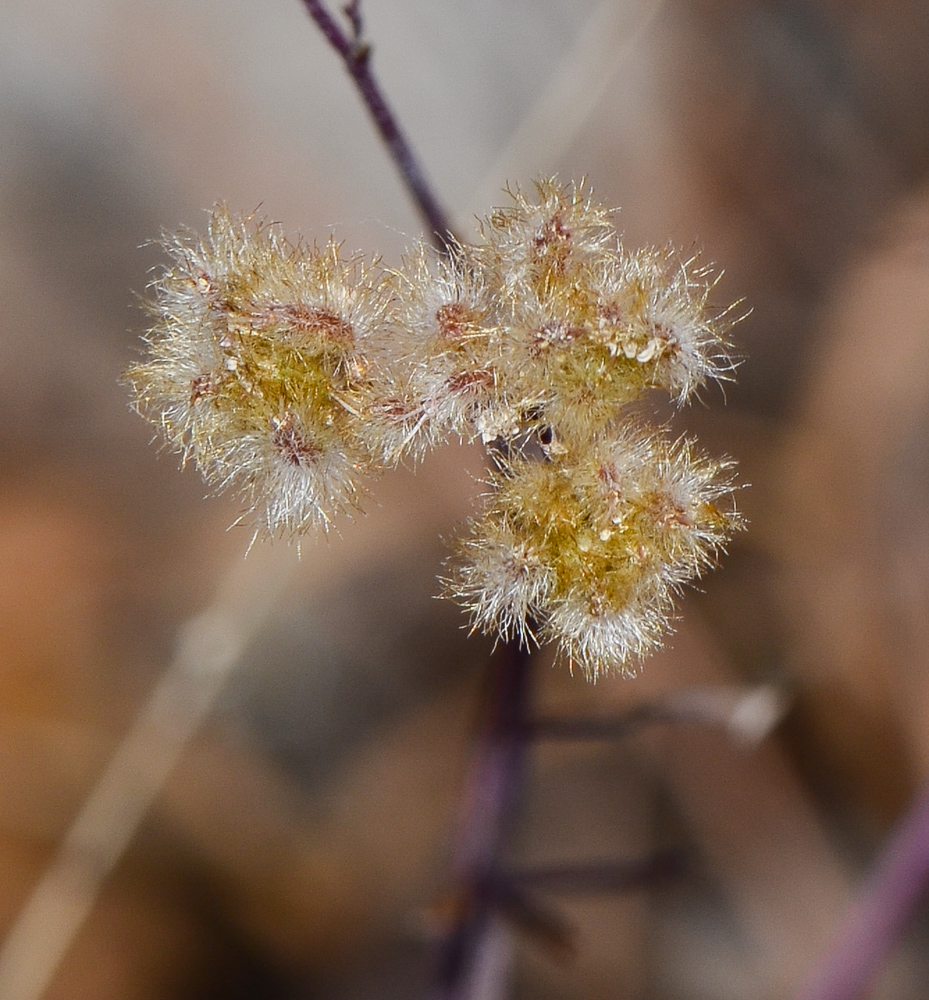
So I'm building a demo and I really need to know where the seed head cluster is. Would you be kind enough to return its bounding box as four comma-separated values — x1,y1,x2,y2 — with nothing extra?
128,180,742,676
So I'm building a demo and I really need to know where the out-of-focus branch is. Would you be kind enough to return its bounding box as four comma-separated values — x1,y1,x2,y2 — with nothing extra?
0,543,298,1000
463,0,666,217
299,0,455,246
433,643,533,1000
795,780,929,1000
527,685,787,745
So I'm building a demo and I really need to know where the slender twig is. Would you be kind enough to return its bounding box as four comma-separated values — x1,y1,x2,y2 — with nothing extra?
299,0,455,246
464,0,667,217
509,850,685,894
480,874,575,959
474,851,685,959
795,779,929,1000
0,543,298,1000
433,642,534,1000
300,8,725,999
299,13,527,994
526,685,787,746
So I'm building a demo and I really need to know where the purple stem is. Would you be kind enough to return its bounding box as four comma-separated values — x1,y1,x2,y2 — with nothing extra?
796,779,929,1000
510,851,685,894
475,853,685,959
526,705,672,742
295,17,518,983
433,642,534,1000
299,0,454,246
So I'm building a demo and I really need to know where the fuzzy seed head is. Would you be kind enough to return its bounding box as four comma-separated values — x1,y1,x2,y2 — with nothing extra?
477,178,614,300
126,205,394,533
369,241,518,457
127,180,743,678
446,424,742,677
382,180,734,458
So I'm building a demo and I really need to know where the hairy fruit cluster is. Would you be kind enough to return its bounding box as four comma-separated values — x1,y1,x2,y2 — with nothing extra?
126,206,393,532
128,180,742,675
452,428,737,677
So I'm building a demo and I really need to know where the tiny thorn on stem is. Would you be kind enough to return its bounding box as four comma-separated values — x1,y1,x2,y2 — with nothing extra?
343,0,363,41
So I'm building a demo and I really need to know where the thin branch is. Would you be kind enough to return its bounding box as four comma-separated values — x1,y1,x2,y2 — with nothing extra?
433,642,534,1000
527,685,787,746
509,850,685,894
0,543,299,1000
475,851,685,959
299,0,455,246
464,0,667,217
795,779,929,1000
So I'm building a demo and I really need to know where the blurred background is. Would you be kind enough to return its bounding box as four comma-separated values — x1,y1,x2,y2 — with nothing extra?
2,0,929,997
